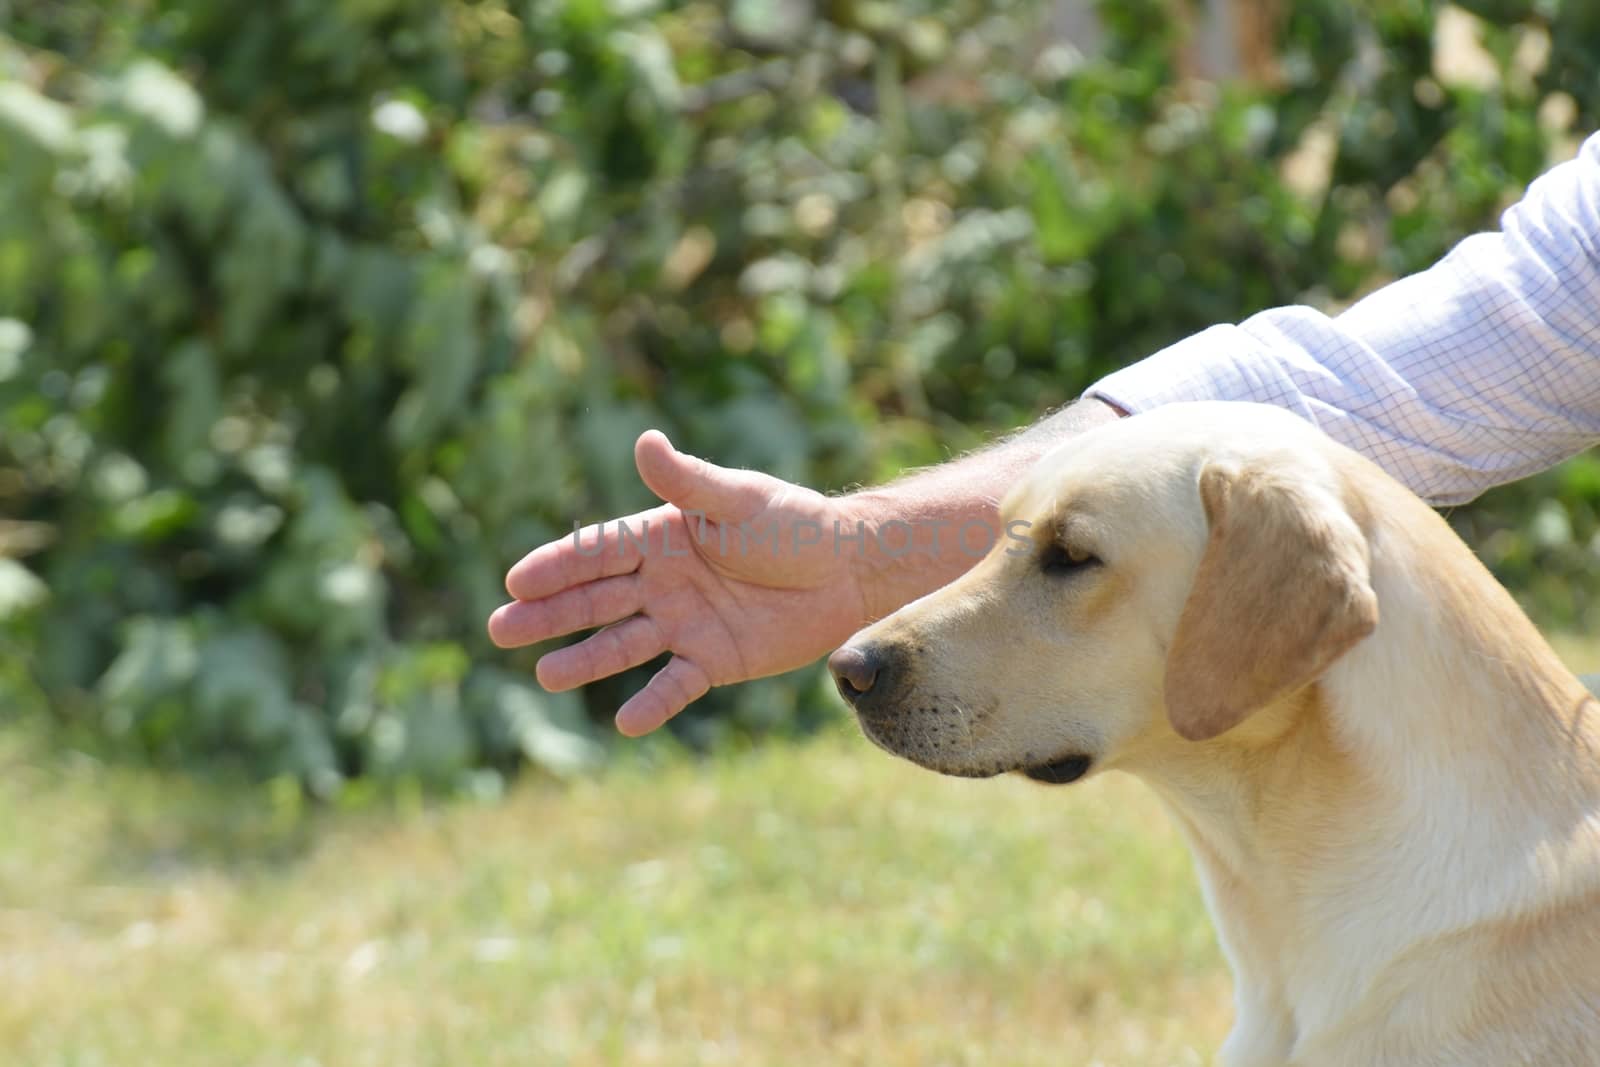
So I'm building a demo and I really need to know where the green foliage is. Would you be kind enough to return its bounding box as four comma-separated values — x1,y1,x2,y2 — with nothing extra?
2,1,1597,790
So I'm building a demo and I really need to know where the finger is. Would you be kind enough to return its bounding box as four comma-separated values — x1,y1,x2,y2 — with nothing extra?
504,510,663,601
486,574,642,648
535,615,667,692
614,655,712,737
634,430,775,523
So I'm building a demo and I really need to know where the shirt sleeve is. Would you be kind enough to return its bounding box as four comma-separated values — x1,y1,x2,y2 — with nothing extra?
1085,131,1600,505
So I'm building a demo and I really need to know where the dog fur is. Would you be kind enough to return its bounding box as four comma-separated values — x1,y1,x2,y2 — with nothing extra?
834,401,1600,1066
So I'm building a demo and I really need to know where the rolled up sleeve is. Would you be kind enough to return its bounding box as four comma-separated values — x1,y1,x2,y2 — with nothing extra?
1088,131,1600,505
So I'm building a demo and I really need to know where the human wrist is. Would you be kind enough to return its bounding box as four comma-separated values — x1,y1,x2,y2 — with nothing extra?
838,399,1126,621
834,490,898,624
835,488,989,622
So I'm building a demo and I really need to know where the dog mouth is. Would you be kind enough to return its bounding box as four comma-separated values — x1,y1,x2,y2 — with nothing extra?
853,698,995,768
920,753,1095,783
852,704,1093,785
1019,754,1094,785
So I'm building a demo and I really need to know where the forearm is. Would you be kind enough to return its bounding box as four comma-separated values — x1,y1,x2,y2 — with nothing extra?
843,398,1123,619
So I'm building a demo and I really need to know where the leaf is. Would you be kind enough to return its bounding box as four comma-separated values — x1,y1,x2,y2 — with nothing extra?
466,668,603,778
0,559,48,620
0,318,33,383
191,626,295,743
97,617,200,725
116,60,204,138
389,264,481,450
0,82,75,154
161,339,221,469
113,489,199,541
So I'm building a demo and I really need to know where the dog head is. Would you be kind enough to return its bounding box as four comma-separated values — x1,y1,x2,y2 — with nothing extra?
829,402,1379,783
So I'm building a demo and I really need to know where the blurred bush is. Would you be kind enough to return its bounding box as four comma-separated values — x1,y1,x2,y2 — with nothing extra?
1,0,1596,792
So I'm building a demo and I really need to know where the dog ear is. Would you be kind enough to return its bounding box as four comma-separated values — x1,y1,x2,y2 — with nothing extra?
1164,460,1378,742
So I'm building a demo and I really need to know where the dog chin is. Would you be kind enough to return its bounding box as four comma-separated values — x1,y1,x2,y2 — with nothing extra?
856,719,1093,784
854,718,993,777
901,752,1093,784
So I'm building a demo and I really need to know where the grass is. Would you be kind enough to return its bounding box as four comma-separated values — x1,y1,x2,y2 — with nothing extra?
10,626,1600,1066
0,722,1230,1067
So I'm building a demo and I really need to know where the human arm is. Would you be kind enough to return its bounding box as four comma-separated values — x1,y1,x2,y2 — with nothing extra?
843,398,1123,617
491,131,1600,734
487,400,1120,735
1088,131,1600,505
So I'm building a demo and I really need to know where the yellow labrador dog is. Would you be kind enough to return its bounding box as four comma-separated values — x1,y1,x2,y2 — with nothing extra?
828,402,1600,1066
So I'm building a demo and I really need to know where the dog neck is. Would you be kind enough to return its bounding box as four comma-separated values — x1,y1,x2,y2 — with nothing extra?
1130,486,1600,1062
1328,481,1600,868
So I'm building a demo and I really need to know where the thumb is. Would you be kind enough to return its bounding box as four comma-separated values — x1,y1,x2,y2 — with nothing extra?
634,430,773,523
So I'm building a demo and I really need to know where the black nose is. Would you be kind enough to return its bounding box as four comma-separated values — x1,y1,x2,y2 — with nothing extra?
828,643,904,714
828,645,880,705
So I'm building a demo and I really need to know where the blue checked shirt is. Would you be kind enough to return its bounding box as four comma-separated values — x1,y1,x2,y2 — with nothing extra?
1088,131,1600,505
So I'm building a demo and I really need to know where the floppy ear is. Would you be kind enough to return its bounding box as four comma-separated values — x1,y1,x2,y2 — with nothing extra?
1164,460,1378,742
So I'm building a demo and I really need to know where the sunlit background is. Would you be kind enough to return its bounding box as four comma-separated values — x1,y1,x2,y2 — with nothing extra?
2,2,1598,1063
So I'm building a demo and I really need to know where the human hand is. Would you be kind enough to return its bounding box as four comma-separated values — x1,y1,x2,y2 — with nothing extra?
488,431,873,736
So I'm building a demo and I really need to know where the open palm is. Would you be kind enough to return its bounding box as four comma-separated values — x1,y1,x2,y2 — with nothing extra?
488,431,870,735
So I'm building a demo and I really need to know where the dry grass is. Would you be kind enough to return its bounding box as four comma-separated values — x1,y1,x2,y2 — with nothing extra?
18,631,1598,1065
0,724,1230,1066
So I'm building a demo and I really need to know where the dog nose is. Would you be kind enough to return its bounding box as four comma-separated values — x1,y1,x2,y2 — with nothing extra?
828,644,885,707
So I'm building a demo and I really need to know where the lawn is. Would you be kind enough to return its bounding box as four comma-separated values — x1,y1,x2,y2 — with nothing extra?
0,719,1234,1067
9,633,1599,1067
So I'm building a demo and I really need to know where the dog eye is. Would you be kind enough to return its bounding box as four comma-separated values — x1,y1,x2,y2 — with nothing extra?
1040,543,1100,576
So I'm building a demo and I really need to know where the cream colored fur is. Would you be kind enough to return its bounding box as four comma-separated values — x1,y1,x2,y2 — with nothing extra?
842,402,1600,1065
